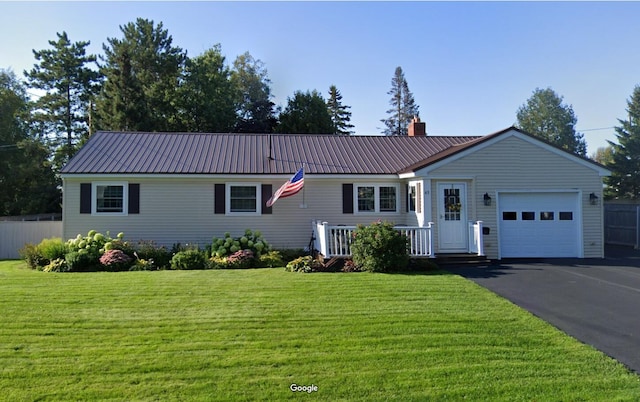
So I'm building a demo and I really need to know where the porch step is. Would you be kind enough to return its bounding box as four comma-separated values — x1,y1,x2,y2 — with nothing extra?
435,253,489,265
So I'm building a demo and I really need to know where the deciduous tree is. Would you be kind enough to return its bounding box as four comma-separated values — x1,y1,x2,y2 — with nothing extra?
0,70,60,215
276,90,333,134
381,66,419,136
231,52,277,133
178,45,237,132
516,87,587,156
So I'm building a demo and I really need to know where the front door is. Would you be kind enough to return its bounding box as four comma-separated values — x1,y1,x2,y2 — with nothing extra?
437,183,467,252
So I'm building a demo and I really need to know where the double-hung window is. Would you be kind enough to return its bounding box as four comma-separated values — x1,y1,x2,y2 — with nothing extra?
227,183,260,215
92,182,128,215
354,184,399,213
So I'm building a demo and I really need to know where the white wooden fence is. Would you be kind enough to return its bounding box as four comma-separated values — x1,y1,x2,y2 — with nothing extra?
0,221,63,259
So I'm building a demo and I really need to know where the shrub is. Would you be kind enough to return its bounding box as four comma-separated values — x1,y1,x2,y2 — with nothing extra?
38,238,67,261
43,258,69,273
20,244,45,270
285,256,313,273
276,248,307,263
129,257,156,271
255,250,285,268
350,221,409,272
212,229,270,258
65,250,100,272
99,249,133,271
134,240,172,269
171,250,206,270
226,249,255,269
341,259,362,273
208,255,230,270
65,230,127,270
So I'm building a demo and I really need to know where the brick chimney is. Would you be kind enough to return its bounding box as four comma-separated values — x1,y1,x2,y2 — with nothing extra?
408,116,426,136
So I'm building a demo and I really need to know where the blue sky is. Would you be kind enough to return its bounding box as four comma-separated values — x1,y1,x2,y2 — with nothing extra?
2,1,640,154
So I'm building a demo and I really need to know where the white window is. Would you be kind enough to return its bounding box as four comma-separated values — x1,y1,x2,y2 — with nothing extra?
226,183,261,215
354,184,399,214
92,182,128,215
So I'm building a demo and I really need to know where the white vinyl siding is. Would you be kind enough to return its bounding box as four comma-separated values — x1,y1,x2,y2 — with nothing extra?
63,177,410,250
420,133,605,259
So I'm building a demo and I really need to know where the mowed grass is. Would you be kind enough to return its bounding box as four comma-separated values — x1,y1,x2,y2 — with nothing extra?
1,261,639,401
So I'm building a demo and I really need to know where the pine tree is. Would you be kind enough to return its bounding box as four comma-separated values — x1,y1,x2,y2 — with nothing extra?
381,66,419,136
516,87,587,156
606,85,640,199
326,85,354,135
24,31,101,169
96,18,186,132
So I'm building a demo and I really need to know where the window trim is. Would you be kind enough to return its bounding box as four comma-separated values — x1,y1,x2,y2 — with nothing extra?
92,182,128,216
226,183,261,216
353,183,400,214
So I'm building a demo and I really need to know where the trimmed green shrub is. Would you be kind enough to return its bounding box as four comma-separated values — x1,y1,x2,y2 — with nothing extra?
171,250,206,270
351,221,409,272
38,238,67,261
65,250,100,272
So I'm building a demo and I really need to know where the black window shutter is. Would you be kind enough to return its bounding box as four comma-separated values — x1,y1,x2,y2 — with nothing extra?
342,183,353,214
128,184,140,214
262,184,272,214
80,183,91,214
214,184,225,214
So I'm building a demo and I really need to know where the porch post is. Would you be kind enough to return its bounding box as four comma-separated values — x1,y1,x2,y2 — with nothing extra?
427,221,436,258
476,221,484,256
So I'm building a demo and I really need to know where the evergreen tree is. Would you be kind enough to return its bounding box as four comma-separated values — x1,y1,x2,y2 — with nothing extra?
0,70,60,215
24,31,101,169
516,87,587,156
178,45,237,132
231,52,277,133
276,90,333,134
96,18,186,132
327,85,354,135
381,66,419,136
606,85,640,199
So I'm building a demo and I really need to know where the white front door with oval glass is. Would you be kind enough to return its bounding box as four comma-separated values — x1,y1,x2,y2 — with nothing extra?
437,183,467,252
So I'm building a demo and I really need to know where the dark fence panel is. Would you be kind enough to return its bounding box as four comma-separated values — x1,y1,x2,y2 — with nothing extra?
604,203,639,248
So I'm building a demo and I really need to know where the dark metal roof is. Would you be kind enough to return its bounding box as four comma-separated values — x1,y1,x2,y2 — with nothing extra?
60,131,482,175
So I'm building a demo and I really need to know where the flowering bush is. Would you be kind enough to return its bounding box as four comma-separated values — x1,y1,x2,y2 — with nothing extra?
99,249,133,271
212,229,270,258
350,221,408,272
226,249,255,269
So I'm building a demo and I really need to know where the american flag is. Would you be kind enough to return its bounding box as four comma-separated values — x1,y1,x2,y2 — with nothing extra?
266,167,304,207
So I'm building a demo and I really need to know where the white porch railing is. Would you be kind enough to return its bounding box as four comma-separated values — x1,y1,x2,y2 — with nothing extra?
468,220,485,256
312,221,435,258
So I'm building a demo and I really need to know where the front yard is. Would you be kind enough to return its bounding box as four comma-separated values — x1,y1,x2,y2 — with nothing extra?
1,261,638,401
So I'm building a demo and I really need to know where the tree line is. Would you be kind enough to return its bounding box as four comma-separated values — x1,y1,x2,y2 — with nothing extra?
2,17,640,216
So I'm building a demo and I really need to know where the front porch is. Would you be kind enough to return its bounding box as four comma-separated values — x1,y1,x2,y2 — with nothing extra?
312,220,485,259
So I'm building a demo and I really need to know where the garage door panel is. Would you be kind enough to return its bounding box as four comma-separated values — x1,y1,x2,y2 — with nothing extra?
499,192,580,258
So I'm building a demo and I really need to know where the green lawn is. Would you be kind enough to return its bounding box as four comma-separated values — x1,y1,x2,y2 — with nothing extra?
1,260,639,401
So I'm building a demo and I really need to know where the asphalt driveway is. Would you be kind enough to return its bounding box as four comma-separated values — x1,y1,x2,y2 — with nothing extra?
446,246,640,374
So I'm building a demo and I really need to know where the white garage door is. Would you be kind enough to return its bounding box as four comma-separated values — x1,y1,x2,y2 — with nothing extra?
499,192,580,258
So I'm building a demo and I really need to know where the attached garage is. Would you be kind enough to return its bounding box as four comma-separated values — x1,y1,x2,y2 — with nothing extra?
498,191,581,258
